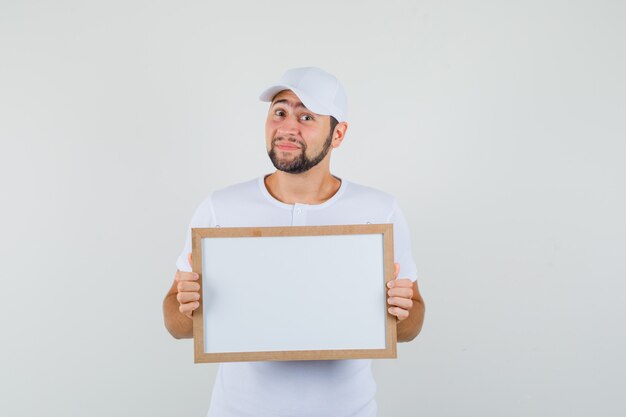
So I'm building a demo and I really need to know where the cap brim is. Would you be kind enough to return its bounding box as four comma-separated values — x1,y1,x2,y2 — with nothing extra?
259,84,333,119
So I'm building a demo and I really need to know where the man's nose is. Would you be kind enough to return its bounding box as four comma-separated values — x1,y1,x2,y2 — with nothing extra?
277,116,299,135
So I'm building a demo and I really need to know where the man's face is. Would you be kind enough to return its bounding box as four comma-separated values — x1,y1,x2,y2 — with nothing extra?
265,90,335,174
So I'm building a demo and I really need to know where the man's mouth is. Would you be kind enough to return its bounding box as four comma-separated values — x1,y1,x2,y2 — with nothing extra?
275,143,301,151
273,138,303,151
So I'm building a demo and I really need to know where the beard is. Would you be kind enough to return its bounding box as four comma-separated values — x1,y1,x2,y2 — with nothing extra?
268,131,333,174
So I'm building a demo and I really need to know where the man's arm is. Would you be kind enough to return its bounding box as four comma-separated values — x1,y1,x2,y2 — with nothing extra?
387,264,426,342
163,268,200,339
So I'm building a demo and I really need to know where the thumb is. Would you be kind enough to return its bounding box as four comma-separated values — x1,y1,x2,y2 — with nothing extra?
187,252,193,266
394,263,400,279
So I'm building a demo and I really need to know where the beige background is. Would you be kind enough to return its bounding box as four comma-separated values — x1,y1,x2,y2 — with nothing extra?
1,1,625,416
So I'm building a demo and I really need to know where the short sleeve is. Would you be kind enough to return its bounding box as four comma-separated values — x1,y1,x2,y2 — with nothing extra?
387,200,418,282
175,195,216,272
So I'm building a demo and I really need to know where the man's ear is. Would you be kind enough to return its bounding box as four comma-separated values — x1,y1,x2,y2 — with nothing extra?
332,122,348,148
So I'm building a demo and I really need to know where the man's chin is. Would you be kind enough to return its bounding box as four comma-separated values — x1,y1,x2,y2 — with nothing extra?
274,163,304,173
270,158,308,174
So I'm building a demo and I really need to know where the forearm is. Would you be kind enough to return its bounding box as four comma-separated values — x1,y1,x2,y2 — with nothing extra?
163,293,193,339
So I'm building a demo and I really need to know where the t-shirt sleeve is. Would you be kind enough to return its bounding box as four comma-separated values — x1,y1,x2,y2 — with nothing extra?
387,200,418,282
175,195,216,272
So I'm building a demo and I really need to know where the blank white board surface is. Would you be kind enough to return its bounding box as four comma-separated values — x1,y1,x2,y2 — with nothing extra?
202,234,384,352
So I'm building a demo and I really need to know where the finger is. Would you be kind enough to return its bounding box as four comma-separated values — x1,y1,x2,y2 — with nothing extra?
387,287,414,299
176,271,199,282
187,252,193,266
177,281,200,292
179,301,200,318
394,263,400,279
177,291,201,304
388,306,409,321
387,278,413,290
387,296,414,310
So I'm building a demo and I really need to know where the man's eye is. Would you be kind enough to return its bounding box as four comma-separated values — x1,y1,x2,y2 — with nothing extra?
301,114,314,121
274,109,286,117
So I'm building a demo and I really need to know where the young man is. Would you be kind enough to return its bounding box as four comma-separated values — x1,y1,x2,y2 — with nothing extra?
163,67,425,417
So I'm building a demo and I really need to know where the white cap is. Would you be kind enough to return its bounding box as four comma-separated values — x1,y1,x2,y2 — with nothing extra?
259,67,348,122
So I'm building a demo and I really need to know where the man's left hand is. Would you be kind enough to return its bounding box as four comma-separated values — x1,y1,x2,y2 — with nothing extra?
387,263,415,321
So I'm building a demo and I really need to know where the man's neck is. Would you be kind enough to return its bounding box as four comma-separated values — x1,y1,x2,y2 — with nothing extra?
264,167,341,205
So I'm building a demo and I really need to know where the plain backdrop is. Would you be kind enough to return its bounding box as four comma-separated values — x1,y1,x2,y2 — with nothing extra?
1,1,625,416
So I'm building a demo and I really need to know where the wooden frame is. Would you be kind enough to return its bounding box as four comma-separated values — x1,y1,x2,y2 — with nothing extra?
191,224,396,363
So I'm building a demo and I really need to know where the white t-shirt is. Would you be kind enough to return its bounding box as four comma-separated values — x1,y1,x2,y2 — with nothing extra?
176,176,417,417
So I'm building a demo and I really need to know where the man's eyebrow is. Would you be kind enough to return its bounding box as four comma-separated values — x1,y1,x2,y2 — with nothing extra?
271,99,307,109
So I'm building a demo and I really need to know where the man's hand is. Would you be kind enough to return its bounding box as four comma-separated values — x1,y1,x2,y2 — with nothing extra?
163,253,200,338
175,252,201,319
387,263,414,321
387,263,425,342
175,269,201,319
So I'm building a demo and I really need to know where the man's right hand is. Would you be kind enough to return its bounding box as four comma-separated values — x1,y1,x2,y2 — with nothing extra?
163,253,200,338
175,269,201,319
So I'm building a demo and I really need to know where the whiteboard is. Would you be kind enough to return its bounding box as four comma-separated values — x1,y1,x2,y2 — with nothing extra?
191,224,397,363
